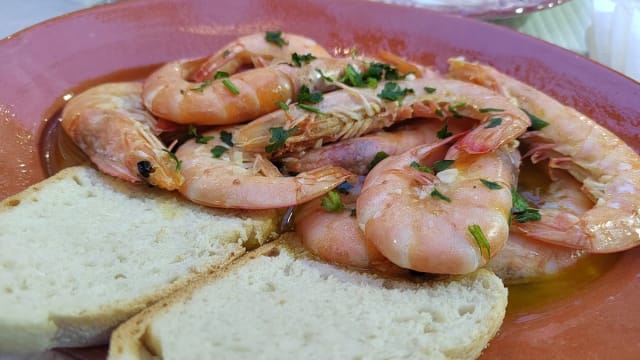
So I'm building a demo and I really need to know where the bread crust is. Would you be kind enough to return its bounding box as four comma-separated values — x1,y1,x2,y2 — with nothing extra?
0,166,280,354
109,234,508,360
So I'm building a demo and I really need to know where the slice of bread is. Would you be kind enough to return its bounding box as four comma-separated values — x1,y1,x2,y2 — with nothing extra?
109,234,508,360
0,166,279,354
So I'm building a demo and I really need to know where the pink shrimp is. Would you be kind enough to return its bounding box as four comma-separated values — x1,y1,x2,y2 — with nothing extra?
142,57,368,126
356,137,521,274
488,171,591,283
61,82,183,190
235,77,531,157
294,177,388,269
448,58,640,253
191,31,331,81
175,127,352,209
280,118,474,175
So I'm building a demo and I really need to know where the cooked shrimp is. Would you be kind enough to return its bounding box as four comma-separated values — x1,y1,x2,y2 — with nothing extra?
61,82,183,190
235,77,530,157
142,57,368,125
281,118,474,175
356,137,521,274
191,32,331,81
175,127,353,209
488,171,591,283
448,58,640,253
294,177,388,268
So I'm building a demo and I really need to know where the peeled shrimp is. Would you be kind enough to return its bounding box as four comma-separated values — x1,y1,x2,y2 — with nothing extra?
191,32,331,82
175,127,352,209
235,77,531,157
281,119,474,175
61,82,183,190
294,177,388,268
449,58,640,252
142,57,368,125
356,138,521,274
487,171,591,283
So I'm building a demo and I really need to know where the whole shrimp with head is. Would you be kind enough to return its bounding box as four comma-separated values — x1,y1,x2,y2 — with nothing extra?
448,58,640,253
142,55,370,126
356,137,521,274
191,31,331,81
175,126,352,209
61,82,183,191
488,170,591,283
235,75,531,158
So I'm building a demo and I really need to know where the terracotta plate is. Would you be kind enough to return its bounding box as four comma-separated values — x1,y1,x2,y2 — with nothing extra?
1,0,639,358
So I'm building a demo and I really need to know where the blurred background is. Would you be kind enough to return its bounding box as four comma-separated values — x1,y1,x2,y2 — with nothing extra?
0,0,637,80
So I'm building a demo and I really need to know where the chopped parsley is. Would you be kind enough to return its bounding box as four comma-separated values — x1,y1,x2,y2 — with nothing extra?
220,130,234,147
522,108,550,131
321,191,345,213
211,145,228,158
424,87,437,94
480,179,502,190
435,108,445,117
485,117,502,128
511,188,542,223
265,126,298,153
222,79,239,95
190,79,213,93
340,62,403,88
468,224,491,259
291,52,317,67
162,149,182,171
222,49,230,58
430,188,451,202
479,108,504,113
297,103,325,114
410,161,432,173
368,151,389,170
436,123,452,139
188,125,214,144
214,71,230,79
276,101,289,111
298,85,323,104
342,64,365,87
378,82,414,102
315,68,334,82
448,102,466,118
433,160,454,173
265,31,288,47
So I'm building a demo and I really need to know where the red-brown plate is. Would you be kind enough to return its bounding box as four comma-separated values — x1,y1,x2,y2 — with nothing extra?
1,0,639,358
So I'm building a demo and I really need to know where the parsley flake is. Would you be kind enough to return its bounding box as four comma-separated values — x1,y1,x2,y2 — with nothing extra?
222,79,239,95
162,149,182,171
214,71,230,79
297,103,325,114
424,87,437,94
433,160,454,173
485,117,502,128
511,188,542,223
514,209,542,223
321,191,345,213
468,224,491,259
298,85,323,104
522,108,550,131
265,126,298,153
430,188,451,202
276,101,289,111
448,102,466,118
436,123,452,139
265,31,288,47
188,125,214,144
378,82,414,102
190,79,213,93
480,179,502,190
291,52,317,67
410,161,432,173
479,108,504,113
315,68,334,82
368,151,389,170
220,130,234,147
211,145,228,158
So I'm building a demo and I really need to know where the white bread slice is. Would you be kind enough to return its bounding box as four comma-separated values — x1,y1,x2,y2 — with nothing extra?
0,166,279,354
109,234,508,360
